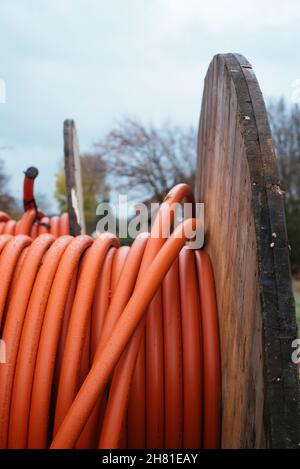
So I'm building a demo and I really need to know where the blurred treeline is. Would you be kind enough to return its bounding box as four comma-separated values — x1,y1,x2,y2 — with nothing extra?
0,103,299,274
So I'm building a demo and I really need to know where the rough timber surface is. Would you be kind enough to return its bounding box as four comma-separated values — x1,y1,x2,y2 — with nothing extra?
63,119,86,236
195,53,299,448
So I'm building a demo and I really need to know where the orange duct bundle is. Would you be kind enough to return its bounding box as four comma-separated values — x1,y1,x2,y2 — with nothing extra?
0,184,221,449
0,210,69,237
0,167,69,237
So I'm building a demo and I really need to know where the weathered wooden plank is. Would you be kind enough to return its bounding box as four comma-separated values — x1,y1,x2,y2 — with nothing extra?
63,119,86,236
195,53,299,448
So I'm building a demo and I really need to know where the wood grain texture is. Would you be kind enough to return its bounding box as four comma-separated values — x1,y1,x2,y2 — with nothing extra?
63,119,86,235
195,53,299,448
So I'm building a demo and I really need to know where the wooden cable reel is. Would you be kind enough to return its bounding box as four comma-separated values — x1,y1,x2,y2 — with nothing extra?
195,53,299,448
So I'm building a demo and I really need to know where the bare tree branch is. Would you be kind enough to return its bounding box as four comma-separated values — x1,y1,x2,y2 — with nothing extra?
94,117,196,203
268,98,300,274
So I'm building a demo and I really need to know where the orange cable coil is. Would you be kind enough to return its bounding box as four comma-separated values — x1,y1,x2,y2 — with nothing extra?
0,183,221,449
0,210,69,238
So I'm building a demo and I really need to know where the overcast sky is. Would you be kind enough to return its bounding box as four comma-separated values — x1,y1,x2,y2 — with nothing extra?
0,0,299,210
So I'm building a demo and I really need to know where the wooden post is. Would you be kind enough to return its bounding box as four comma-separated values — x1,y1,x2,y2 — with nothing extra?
63,119,86,235
195,53,299,448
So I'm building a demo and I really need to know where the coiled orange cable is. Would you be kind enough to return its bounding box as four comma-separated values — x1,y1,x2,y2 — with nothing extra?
0,209,69,237
0,183,221,449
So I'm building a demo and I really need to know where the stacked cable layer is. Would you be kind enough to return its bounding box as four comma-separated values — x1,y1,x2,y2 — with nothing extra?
0,210,69,237
0,183,221,449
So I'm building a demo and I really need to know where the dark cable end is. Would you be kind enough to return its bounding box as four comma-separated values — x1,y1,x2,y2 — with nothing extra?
24,166,39,179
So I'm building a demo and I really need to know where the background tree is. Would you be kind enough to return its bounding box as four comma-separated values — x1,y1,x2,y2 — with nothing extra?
94,117,196,203
0,159,20,217
54,153,109,234
267,98,300,275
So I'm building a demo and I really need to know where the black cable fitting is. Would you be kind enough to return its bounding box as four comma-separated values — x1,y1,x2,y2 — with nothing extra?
24,167,39,179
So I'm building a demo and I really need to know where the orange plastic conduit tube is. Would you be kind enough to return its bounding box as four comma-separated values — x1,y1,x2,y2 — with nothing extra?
0,167,70,238
0,209,69,238
0,183,221,449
